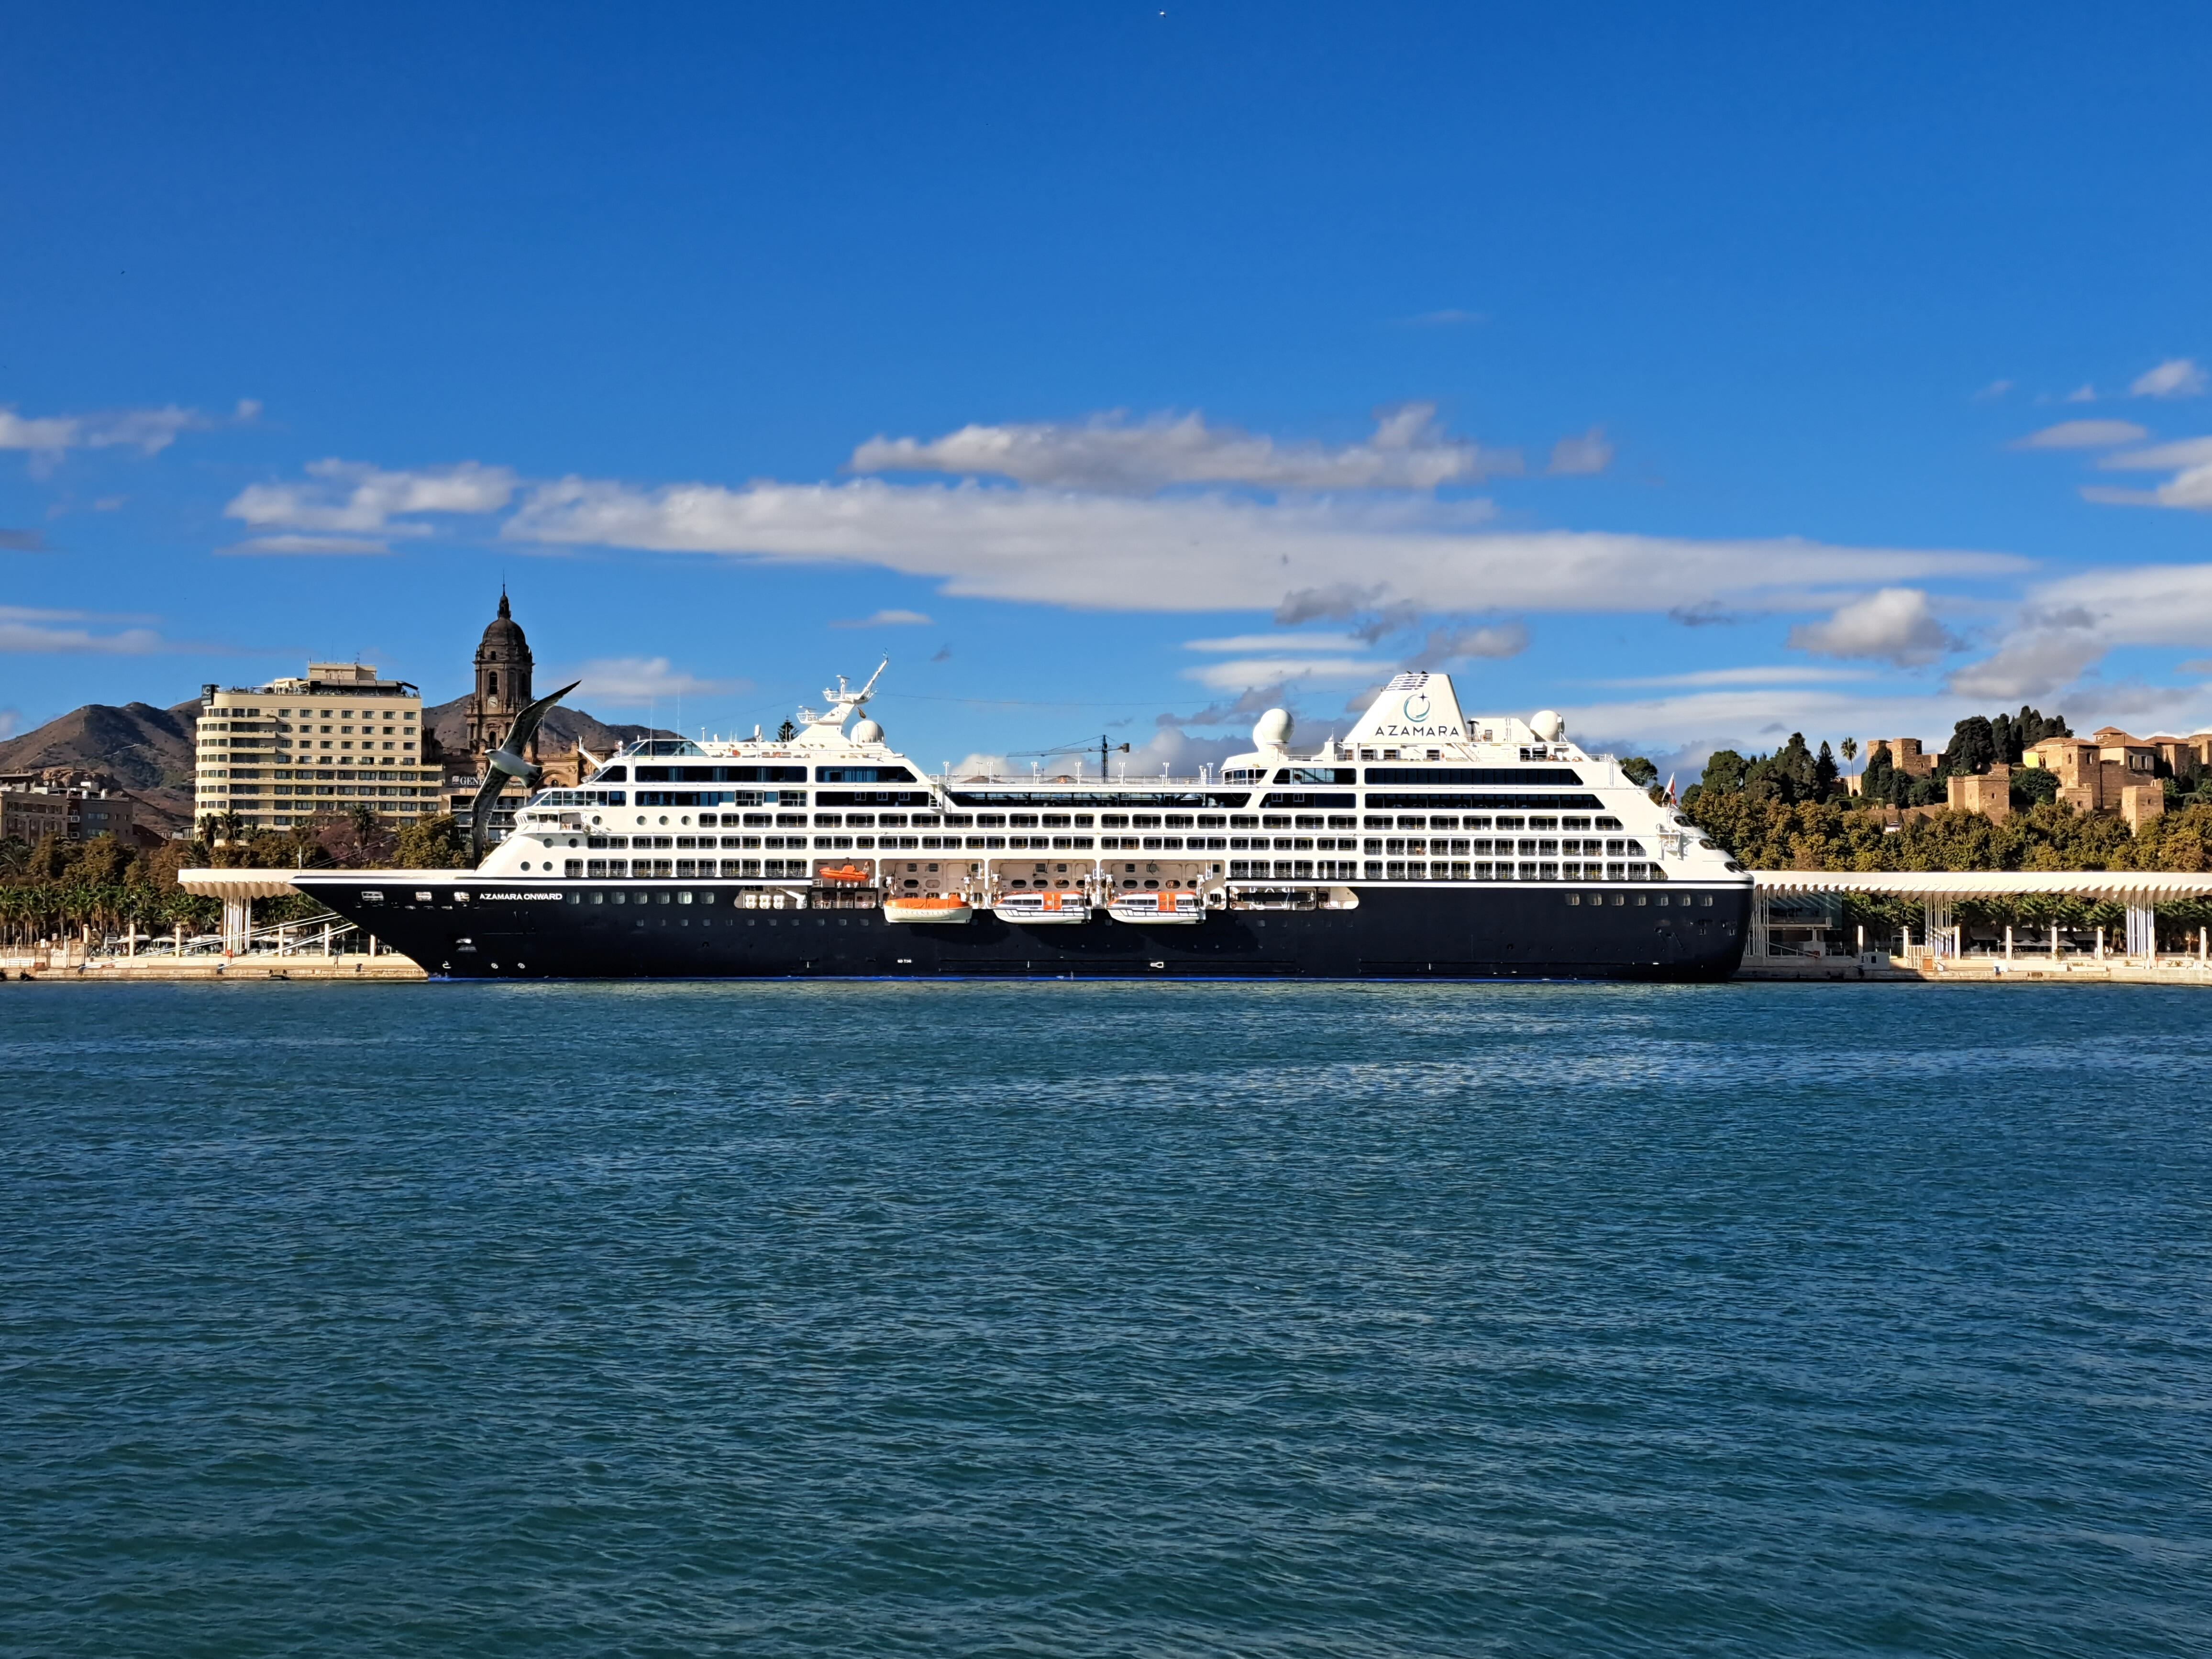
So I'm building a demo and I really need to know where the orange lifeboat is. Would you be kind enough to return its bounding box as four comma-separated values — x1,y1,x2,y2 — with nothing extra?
882,894,974,924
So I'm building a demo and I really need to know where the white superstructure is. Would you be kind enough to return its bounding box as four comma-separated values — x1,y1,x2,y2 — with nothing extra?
474,666,1742,910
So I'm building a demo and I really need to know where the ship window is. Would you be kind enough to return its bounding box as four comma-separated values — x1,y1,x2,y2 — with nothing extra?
1596,816,1623,830
1702,895,1714,906
679,891,694,904
1567,894,1580,905
612,892,626,904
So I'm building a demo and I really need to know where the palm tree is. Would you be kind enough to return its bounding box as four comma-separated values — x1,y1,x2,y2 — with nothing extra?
1840,737,1859,774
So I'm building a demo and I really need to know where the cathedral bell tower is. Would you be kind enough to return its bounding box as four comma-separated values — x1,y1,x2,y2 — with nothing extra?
466,589,535,765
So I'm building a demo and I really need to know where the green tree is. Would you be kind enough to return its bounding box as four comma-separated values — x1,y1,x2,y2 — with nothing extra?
1861,741,1896,802
394,815,470,868
1699,749,1749,796
1941,715,1998,776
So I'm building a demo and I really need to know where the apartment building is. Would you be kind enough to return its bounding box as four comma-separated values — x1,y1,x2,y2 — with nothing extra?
0,783,140,845
194,662,442,836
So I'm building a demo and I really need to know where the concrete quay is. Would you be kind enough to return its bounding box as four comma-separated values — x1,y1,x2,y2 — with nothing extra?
3,951,427,982
1735,952,2212,985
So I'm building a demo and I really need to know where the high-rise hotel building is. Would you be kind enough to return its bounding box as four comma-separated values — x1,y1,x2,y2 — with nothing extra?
194,662,443,834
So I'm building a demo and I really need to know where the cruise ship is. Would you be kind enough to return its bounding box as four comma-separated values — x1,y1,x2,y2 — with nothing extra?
294,667,1752,979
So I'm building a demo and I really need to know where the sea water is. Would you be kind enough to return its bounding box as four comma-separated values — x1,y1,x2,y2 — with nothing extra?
2,980,2209,1657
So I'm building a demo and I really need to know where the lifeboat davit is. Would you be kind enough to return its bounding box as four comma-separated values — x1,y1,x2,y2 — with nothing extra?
992,889,1092,924
1108,888,1204,924
883,894,974,924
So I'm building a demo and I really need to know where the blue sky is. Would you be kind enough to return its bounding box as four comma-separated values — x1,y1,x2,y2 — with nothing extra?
6,1,2212,774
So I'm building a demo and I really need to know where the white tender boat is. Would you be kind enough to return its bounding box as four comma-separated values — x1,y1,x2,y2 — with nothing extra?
992,890,1092,924
1109,889,1205,924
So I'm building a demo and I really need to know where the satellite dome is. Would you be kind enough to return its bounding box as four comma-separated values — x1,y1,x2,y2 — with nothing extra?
1253,708,1294,750
1530,709,1565,742
851,718,884,744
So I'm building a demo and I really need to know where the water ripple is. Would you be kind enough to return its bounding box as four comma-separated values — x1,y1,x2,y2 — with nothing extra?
2,981,2209,1656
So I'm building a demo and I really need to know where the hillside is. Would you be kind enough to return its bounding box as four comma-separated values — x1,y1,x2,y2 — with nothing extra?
0,699,200,790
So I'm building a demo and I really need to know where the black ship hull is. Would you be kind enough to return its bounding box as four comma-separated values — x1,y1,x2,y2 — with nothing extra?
300,878,1751,981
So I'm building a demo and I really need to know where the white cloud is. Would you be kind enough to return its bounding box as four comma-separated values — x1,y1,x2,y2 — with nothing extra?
226,459,518,551
1185,631,1368,653
1562,685,1991,756
1787,587,1958,667
2082,435,2212,511
849,403,1519,492
1947,562,2212,699
829,608,932,628
0,606,163,654
2065,384,2099,403
220,534,393,556
0,708,18,739
1418,621,1530,663
1400,309,1486,328
2017,564,2212,650
1183,655,1390,691
2099,437,2212,470
561,656,746,705
1973,379,2014,400
2013,419,2148,449
1128,724,1255,776
0,399,243,475
505,475,2022,616
1546,426,1613,476
2131,358,2207,399
1591,665,1879,689
1945,622,2108,700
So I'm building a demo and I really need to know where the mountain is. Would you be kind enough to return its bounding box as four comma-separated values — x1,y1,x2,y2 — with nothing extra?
0,698,200,789
0,699,203,832
420,695,673,760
